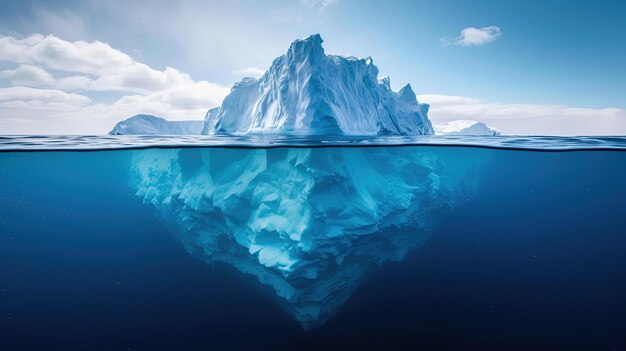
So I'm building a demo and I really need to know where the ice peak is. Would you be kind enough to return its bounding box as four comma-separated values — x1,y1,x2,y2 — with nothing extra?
398,83,417,104
231,76,258,91
379,76,391,91
287,33,325,61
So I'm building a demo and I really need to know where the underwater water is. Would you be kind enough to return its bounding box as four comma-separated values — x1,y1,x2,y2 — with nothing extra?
1,136,626,350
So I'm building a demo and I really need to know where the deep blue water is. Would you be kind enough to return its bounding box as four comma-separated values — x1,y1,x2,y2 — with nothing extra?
1,142,626,350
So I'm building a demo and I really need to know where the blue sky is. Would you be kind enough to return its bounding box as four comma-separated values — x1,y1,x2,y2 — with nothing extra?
0,0,624,134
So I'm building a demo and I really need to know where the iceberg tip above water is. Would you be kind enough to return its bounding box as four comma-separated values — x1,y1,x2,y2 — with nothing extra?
108,36,518,141
205,34,433,136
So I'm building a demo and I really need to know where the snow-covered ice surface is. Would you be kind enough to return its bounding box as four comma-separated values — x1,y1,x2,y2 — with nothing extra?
129,146,485,329
109,115,203,135
203,34,433,136
434,120,501,136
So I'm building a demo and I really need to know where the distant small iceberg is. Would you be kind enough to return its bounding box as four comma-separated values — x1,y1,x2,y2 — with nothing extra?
109,114,203,135
433,120,501,136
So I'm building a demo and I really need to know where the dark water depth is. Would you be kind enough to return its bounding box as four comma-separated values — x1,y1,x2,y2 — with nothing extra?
1,145,625,350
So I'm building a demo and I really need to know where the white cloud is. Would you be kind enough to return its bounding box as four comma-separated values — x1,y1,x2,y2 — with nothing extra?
111,81,228,113
0,34,131,74
0,34,230,134
0,84,226,134
441,26,502,47
233,67,265,78
0,86,91,116
0,34,204,93
0,64,56,86
0,86,91,105
418,94,626,136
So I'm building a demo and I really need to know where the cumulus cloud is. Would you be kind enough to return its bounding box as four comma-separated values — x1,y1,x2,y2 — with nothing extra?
0,64,56,86
0,84,226,134
0,34,214,93
0,34,131,74
0,86,91,106
0,87,93,131
0,33,230,134
441,26,502,47
418,94,626,136
233,67,266,78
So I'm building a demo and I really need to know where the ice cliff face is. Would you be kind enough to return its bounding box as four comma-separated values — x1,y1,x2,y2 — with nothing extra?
204,34,433,136
433,120,501,136
130,147,483,329
109,115,204,135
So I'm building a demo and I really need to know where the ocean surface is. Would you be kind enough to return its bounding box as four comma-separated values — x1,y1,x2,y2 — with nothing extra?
1,135,625,350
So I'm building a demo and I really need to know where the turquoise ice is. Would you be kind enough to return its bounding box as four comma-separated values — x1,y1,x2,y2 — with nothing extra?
130,146,484,329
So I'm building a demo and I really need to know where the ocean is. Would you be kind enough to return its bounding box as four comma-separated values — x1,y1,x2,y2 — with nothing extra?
1,136,625,350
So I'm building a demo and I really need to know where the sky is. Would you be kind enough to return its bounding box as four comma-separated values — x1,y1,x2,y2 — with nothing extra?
0,0,625,135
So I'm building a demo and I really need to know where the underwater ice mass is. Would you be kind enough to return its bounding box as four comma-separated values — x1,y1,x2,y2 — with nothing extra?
128,34,484,329
130,147,482,329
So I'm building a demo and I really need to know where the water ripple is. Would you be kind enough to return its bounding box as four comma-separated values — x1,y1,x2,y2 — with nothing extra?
0,135,625,151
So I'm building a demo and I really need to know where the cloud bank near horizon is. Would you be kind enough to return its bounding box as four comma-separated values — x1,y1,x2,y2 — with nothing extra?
419,94,626,136
0,33,624,135
0,34,229,134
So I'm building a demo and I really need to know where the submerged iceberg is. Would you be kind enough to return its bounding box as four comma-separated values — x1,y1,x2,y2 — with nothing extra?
128,35,485,329
131,147,482,329
109,114,203,135
434,120,501,136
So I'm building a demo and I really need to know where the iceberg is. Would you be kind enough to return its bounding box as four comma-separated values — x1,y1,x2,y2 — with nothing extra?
128,35,486,329
433,120,501,136
109,114,204,135
203,34,433,136
109,35,433,137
